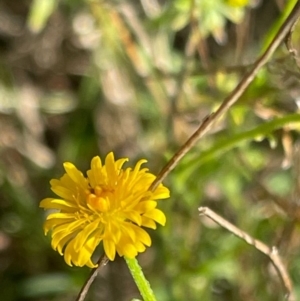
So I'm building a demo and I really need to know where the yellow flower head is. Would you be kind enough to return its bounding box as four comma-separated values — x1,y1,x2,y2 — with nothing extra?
40,152,170,268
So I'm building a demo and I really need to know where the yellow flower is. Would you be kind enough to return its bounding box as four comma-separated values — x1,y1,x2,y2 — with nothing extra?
40,152,170,268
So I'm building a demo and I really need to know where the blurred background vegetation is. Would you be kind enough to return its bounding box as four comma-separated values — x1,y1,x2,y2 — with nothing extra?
1,0,300,300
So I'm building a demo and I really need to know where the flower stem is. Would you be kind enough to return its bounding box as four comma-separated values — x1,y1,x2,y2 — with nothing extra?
124,256,157,301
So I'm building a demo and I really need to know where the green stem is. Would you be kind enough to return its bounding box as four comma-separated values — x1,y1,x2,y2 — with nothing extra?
124,256,157,301
184,113,300,169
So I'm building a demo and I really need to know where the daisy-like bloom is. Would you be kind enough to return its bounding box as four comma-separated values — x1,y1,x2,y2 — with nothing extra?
40,152,170,268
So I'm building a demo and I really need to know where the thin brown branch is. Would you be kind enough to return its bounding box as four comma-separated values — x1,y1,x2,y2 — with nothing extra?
198,206,295,301
150,1,300,192
75,254,109,301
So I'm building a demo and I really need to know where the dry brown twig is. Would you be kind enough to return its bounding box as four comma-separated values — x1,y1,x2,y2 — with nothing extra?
198,207,295,301
75,254,109,301
76,2,300,301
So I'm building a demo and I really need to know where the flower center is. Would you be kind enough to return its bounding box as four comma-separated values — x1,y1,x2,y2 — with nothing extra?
86,185,113,213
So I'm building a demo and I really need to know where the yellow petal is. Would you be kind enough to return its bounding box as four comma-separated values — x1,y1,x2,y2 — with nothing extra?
153,185,170,199
118,243,137,258
73,220,101,251
91,156,102,170
115,157,129,173
105,221,121,244
131,159,147,181
40,198,76,211
134,241,146,253
103,239,116,261
88,156,103,188
52,231,74,252
77,236,100,267
124,211,142,226
63,162,88,190
50,181,75,201
134,201,157,212
120,222,136,242
130,224,151,246
43,216,74,233
64,238,77,266
141,216,157,229
46,212,76,220
143,209,166,226
105,152,117,184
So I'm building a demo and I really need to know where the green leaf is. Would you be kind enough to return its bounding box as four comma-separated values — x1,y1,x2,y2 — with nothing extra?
183,113,300,170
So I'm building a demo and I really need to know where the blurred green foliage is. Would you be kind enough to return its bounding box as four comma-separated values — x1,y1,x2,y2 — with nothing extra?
1,0,300,300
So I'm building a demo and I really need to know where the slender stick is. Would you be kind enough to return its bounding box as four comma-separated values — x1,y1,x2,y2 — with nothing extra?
75,254,109,301
150,1,300,191
198,207,295,301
